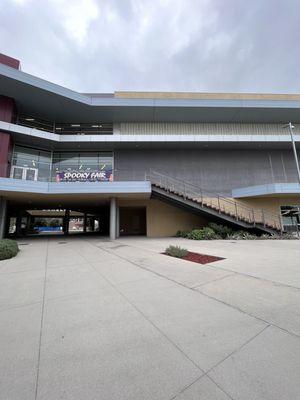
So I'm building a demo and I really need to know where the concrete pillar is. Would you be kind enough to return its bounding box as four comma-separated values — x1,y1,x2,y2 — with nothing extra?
63,209,70,235
110,198,117,240
16,210,22,237
116,206,120,238
0,197,7,239
83,213,87,233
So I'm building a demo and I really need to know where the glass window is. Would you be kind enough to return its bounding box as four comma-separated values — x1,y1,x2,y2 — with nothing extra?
11,145,51,182
280,205,300,235
52,151,113,182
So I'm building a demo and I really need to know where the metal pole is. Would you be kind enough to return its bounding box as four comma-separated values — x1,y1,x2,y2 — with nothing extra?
110,198,117,240
288,122,300,183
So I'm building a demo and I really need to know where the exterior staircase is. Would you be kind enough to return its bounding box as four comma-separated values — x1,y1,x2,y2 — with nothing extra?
146,170,283,235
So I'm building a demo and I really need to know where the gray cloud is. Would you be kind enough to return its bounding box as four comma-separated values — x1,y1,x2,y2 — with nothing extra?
0,0,299,93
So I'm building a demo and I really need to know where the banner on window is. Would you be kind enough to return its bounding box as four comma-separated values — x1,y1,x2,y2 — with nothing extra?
55,169,113,182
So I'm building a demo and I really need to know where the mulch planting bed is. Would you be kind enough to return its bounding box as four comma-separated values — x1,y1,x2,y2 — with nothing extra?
163,251,224,264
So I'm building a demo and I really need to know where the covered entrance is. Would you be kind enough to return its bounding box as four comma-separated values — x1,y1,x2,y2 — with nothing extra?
3,196,149,239
0,178,151,240
7,208,110,237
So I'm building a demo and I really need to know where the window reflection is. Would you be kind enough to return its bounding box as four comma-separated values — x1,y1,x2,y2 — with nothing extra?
10,146,114,183
52,152,113,182
11,145,51,182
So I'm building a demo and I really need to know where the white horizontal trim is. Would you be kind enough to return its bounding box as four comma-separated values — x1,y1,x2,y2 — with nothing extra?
1,121,300,144
0,178,151,195
232,183,300,198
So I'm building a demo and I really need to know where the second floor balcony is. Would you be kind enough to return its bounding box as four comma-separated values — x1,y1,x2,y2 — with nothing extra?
15,115,113,135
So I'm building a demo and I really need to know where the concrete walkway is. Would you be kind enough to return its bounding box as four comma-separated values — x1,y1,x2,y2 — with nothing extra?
0,236,300,400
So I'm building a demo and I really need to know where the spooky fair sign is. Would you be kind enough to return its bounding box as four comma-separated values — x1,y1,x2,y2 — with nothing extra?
56,169,113,182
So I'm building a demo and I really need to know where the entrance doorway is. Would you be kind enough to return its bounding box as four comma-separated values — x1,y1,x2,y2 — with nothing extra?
6,207,110,237
119,207,146,236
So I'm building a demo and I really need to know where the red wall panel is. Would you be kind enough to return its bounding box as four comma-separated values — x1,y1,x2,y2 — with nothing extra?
0,96,15,122
0,96,16,177
0,132,11,177
0,53,20,69
0,54,20,176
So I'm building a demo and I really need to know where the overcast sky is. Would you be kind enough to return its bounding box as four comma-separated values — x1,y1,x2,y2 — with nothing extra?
0,0,299,93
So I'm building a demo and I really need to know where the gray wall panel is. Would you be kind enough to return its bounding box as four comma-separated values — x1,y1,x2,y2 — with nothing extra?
114,149,300,196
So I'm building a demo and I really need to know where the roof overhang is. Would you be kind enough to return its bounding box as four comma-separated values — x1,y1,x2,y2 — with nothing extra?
0,178,151,198
2,63,300,123
232,183,300,198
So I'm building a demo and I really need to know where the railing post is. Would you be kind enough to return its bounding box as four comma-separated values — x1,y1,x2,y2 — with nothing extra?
261,209,265,227
235,203,239,221
183,183,186,199
252,209,255,226
218,197,221,213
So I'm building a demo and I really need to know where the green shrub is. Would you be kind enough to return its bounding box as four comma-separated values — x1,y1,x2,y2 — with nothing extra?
259,233,274,240
240,232,257,240
189,227,218,240
0,239,19,260
208,222,233,238
227,231,257,240
175,230,191,238
165,245,188,258
280,233,297,240
259,233,296,240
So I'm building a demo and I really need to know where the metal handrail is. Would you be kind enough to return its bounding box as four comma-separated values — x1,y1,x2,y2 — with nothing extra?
146,169,283,231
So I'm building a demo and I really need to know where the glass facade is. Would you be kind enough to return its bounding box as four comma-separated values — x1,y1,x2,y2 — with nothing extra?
10,146,114,182
52,151,113,182
280,205,300,235
10,145,51,182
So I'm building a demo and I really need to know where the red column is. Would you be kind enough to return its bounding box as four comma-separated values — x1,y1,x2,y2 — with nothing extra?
0,54,20,70
0,97,16,177
0,132,12,177
0,54,20,177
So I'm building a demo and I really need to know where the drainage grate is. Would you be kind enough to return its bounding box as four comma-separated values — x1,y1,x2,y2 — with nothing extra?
110,244,129,250
58,241,67,244
18,243,29,246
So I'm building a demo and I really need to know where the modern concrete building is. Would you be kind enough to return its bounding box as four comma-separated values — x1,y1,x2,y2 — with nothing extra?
1,53,300,239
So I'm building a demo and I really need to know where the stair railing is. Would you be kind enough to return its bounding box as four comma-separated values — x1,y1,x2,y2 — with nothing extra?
146,170,283,232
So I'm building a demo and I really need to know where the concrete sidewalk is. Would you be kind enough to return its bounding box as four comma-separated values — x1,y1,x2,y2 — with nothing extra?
0,237,299,400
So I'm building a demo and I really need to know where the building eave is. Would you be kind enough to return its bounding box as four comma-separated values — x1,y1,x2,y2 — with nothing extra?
2,63,300,123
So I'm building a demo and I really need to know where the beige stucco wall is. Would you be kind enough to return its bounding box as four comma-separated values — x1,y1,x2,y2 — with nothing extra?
117,196,300,236
236,196,300,214
233,196,300,228
114,91,300,101
117,198,206,237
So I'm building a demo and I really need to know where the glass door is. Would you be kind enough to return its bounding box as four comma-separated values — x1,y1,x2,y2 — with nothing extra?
25,168,38,181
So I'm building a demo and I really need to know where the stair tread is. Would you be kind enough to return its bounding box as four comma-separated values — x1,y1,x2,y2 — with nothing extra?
153,182,280,233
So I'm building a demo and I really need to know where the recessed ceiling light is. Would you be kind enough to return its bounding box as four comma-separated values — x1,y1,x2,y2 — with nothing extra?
71,124,80,127
25,118,35,121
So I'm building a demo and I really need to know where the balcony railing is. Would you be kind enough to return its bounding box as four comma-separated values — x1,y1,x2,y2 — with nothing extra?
0,164,287,232
16,115,113,135
147,170,284,232
1,164,147,183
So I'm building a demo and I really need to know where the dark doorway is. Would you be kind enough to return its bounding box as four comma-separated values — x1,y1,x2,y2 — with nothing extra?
6,205,110,237
119,207,146,236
